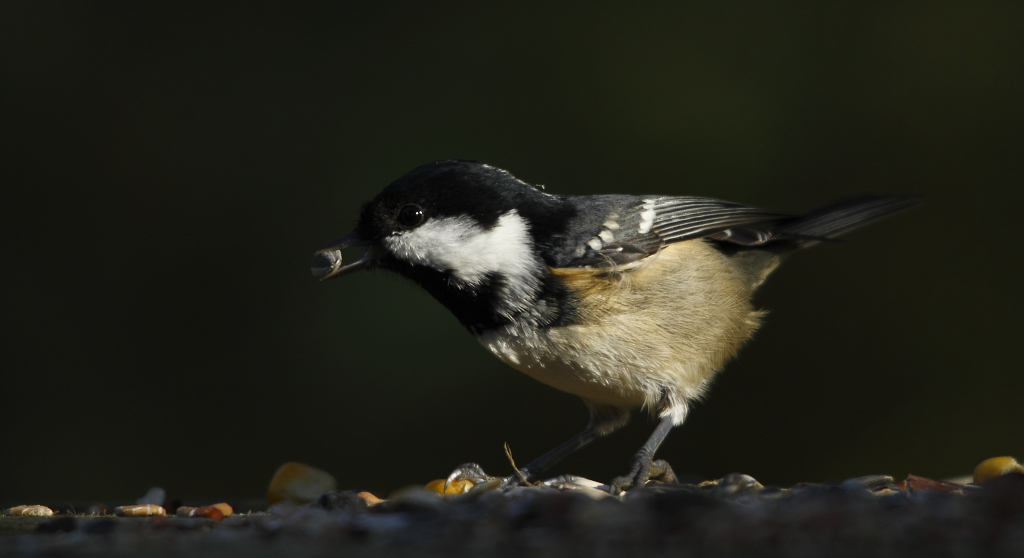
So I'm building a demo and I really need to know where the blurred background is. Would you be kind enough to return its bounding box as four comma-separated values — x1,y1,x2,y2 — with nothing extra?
2,2,1022,503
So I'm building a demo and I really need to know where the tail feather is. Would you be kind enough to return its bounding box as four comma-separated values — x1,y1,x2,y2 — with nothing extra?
773,195,920,246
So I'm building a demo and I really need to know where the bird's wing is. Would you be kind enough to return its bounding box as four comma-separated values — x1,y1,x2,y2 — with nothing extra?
563,196,792,268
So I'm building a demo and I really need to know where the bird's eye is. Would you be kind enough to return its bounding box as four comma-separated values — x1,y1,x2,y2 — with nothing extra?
397,204,425,228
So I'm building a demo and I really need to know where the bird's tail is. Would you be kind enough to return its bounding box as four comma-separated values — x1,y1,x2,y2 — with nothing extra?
772,195,920,248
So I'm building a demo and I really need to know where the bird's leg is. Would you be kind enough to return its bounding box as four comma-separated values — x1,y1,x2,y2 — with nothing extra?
610,413,678,494
444,426,606,491
445,403,629,492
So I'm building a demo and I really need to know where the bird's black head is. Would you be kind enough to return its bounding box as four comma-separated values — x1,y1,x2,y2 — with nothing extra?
354,160,541,241
312,160,574,331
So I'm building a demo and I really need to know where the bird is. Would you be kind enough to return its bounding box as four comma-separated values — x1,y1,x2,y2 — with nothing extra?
311,160,918,494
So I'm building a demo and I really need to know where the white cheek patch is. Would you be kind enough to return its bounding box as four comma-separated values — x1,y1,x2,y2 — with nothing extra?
384,211,541,289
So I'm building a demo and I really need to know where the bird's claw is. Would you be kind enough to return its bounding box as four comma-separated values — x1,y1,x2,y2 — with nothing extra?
444,462,538,494
610,457,677,495
444,463,494,494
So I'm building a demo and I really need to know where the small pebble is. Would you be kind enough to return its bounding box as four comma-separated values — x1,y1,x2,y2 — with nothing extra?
846,475,895,490
114,504,166,517
176,506,198,517
316,490,371,510
425,479,475,496
700,473,763,496
176,503,232,519
3,505,53,517
357,491,387,506
871,487,905,498
268,462,338,505
900,474,965,494
539,475,612,498
974,456,1024,484
561,483,613,499
465,477,504,495
541,475,605,489
193,506,224,521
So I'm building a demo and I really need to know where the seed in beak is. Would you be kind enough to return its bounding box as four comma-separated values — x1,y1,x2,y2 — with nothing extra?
311,250,343,278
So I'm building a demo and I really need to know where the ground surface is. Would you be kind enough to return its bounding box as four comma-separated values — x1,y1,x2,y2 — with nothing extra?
3,473,1023,557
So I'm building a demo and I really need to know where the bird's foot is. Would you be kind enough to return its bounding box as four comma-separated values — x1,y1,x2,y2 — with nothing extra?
444,463,536,494
610,455,677,495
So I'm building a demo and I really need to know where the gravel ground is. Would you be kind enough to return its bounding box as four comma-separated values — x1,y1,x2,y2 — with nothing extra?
3,473,1023,558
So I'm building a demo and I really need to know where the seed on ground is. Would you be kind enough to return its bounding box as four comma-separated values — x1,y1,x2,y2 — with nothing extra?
114,504,165,517
3,505,53,517
425,479,475,496
974,456,1024,484
267,462,337,505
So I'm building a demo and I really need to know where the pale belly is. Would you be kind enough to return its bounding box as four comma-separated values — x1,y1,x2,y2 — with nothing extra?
472,241,765,416
475,327,651,408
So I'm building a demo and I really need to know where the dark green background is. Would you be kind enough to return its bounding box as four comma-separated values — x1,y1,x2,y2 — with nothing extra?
2,2,1022,502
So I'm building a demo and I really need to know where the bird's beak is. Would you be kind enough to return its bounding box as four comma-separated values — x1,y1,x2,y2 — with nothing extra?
311,232,382,280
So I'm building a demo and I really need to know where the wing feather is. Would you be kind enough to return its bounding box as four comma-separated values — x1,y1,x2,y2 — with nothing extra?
564,196,790,268
651,199,791,242
557,194,915,269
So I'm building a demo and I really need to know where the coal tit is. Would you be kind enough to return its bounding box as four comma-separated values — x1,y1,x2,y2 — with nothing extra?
312,160,917,493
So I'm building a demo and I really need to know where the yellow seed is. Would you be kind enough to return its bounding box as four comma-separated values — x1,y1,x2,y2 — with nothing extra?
356,491,387,506
3,505,53,517
267,462,337,505
114,504,166,517
210,503,233,517
974,456,1024,484
424,479,475,496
